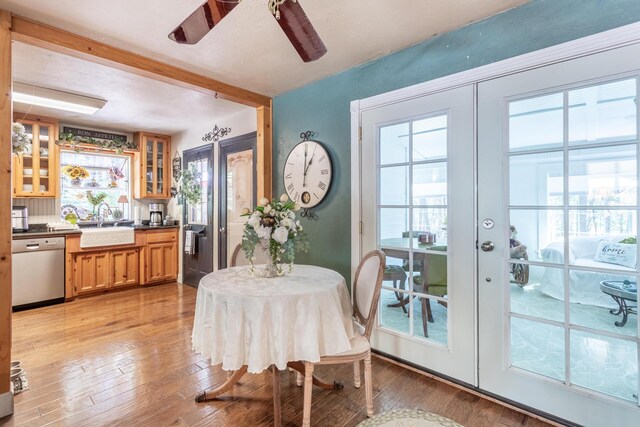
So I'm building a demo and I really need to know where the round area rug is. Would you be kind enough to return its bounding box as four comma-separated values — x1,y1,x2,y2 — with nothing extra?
357,409,462,427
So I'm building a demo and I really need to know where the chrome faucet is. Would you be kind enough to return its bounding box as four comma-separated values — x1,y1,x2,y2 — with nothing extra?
96,203,111,228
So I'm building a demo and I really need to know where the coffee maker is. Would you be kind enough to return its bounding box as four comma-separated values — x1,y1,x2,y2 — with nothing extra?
12,206,28,232
149,203,164,226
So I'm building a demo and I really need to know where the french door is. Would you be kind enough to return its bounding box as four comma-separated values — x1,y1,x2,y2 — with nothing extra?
182,145,214,287
478,43,640,425
361,85,476,384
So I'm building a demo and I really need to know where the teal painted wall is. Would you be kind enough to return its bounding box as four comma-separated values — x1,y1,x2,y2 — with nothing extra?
273,0,640,285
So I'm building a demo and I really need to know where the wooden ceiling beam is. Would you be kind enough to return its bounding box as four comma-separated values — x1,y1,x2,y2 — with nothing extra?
9,14,271,108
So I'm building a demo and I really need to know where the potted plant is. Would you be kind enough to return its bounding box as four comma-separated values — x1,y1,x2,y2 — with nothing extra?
62,165,90,186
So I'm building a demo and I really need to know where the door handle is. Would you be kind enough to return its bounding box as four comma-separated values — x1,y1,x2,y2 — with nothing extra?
480,241,495,252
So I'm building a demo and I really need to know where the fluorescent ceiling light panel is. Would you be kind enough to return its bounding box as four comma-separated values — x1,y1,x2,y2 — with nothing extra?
13,82,107,115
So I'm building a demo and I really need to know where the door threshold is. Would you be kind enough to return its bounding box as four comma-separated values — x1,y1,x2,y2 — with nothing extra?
372,349,576,427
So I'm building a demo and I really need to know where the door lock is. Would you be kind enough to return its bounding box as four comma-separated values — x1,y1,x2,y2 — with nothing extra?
219,227,226,233
480,241,495,252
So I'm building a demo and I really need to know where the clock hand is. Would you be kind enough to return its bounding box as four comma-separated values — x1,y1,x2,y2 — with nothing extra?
303,144,308,187
304,145,318,175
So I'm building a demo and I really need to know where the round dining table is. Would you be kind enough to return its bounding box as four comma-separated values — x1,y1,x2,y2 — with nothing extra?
191,264,356,425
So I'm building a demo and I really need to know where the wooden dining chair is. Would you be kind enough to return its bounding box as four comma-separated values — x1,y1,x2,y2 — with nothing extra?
230,243,269,267
300,250,386,427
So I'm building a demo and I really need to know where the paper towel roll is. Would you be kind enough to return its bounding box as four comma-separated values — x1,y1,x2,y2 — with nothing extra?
134,206,140,221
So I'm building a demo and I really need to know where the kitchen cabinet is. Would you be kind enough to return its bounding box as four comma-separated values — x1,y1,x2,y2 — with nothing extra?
65,228,178,298
13,115,59,198
144,230,178,284
111,249,139,288
134,132,171,199
74,252,110,294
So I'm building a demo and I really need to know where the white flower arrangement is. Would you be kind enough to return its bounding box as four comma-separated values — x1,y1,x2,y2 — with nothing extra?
11,122,30,154
241,194,309,276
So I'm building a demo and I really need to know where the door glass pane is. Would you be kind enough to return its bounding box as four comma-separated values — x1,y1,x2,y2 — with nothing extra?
146,139,153,194
186,158,207,225
413,115,447,161
568,144,637,206
570,330,637,402
378,114,449,347
509,93,563,152
511,317,565,382
379,251,411,335
379,208,409,247
380,166,408,205
380,123,409,165
413,162,447,206
569,269,638,337
226,149,253,265
414,295,447,346
156,140,164,194
510,152,563,206
511,209,564,264
512,264,564,323
569,78,637,146
412,208,447,247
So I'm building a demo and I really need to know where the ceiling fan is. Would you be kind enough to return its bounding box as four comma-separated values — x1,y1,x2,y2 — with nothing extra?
169,0,327,63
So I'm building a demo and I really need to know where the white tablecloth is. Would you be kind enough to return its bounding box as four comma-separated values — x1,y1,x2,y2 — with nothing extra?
192,265,356,373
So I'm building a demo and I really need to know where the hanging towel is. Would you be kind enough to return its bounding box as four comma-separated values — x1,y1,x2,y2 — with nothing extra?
185,230,196,255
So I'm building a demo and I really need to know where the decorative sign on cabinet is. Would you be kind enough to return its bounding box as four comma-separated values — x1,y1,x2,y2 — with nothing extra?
12,115,59,198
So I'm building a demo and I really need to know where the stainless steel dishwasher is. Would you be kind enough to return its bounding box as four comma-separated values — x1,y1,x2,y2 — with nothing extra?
12,237,66,311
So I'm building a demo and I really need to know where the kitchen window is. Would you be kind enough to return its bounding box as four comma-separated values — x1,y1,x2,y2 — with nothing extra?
60,150,132,221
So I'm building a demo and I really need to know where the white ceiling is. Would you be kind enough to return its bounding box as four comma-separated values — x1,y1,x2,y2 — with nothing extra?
12,42,250,134
0,0,528,97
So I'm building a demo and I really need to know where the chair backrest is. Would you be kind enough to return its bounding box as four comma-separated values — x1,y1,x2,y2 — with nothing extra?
230,243,270,267
352,250,386,340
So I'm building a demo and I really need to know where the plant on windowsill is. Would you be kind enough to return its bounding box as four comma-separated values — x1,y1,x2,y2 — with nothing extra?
177,167,202,205
240,194,309,277
57,132,138,154
86,190,108,215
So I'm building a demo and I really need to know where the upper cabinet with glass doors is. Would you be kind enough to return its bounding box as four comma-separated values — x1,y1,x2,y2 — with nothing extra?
133,132,171,199
12,115,59,198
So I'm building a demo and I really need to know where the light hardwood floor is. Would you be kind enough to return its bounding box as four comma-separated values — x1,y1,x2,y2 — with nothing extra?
1,284,552,426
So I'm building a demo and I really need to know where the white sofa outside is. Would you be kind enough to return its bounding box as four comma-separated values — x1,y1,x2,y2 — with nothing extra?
539,235,636,308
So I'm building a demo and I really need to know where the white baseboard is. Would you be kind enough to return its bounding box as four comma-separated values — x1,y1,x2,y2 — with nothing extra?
177,274,183,284
0,391,13,419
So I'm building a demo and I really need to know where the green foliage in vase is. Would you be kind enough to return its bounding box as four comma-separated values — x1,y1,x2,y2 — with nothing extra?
241,194,309,276
86,190,108,213
177,167,202,205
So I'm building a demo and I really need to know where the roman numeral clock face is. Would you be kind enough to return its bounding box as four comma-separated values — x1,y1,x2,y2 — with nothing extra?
283,140,332,209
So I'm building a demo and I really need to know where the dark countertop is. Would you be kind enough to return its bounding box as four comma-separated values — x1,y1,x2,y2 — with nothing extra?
132,224,180,231
12,224,179,240
12,229,82,240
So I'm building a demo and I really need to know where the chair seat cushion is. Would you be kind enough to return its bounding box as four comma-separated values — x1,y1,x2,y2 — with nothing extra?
321,334,370,360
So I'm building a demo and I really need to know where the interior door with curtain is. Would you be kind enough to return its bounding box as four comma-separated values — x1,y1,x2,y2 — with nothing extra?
478,42,640,425
360,85,476,384
182,144,214,287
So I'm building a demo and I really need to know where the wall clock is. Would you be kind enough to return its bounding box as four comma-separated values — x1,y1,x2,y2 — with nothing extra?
283,133,332,209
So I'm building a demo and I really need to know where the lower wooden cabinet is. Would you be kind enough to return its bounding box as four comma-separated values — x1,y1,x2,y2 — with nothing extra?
74,252,110,294
111,249,139,288
145,242,178,284
66,228,178,298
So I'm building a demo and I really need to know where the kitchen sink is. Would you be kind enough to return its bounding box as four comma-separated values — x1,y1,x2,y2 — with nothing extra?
80,227,135,248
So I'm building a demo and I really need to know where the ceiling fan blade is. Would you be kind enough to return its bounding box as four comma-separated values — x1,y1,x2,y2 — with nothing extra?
169,0,240,44
272,0,327,62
